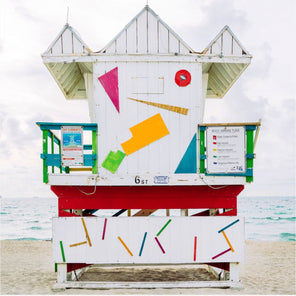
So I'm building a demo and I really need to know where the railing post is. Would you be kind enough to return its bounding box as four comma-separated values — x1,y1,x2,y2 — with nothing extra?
51,132,55,173
92,129,98,174
246,126,255,183
199,126,206,174
42,129,49,183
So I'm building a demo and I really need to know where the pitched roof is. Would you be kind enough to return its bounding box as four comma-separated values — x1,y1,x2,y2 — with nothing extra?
43,23,92,55
98,5,195,54
201,25,250,57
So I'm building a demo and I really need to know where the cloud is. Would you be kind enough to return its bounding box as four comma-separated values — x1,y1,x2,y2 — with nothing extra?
1,0,295,198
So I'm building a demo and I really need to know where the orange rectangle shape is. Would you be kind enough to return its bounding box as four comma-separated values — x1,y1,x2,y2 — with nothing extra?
121,113,169,156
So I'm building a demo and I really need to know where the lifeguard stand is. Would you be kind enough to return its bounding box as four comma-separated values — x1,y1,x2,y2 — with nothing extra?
37,5,260,289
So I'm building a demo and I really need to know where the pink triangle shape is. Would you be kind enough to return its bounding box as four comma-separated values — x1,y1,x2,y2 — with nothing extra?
98,67,120,113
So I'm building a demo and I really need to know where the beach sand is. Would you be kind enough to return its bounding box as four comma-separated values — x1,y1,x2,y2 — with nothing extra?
0,240,295,295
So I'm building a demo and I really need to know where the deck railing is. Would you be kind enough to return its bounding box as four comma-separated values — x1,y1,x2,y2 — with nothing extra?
36,122,98,183
199,122,260,183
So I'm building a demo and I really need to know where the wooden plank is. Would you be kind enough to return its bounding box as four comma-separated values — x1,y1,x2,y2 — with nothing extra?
53,280,242,290
53,185,242,210
133,209,157,216
199,122,261,127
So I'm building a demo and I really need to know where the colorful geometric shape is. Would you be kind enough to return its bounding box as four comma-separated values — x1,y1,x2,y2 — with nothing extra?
59,241,66,262
155,237,165,254
175,134,197,174
218,219,240,233
81,217,92,247
193,236,197,261
175,69,191,87
221,231,234,252
102,218,107,240
156,219,171,236
118,236,133,256
102,150,126,174
139,232,147,257
127,97,188,115
69,241,87,248
212,248,232,260
121,113,169,156
98,67,120,112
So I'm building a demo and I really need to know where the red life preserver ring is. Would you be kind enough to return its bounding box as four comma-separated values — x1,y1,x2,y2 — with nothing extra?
175,69,191,87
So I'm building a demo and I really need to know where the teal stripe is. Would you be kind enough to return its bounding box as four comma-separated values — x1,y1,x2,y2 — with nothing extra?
218,219,240,233
139,232,147,256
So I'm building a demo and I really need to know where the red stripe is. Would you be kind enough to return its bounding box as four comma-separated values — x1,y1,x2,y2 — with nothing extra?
212,248,232,260
52,185,243,210
194,236,197,261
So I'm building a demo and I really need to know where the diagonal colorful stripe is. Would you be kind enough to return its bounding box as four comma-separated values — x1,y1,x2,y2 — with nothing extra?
118,236,133,256
218,219,240,233
222,231,234,252
139,232,147,257
155,237,165,254
212,248,232,260
81,218,92,247
127,97,188,115
157,219,171,236
59,241,66,262
102,218,107,240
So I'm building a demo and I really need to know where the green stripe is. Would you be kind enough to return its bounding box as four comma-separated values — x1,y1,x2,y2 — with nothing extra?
246,129,254,182
42,130,48,183
157,219,171,236
199,129,205,173
92,130,98,174
59,241,66,262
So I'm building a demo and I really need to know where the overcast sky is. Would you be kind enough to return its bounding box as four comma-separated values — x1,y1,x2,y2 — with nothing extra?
0,0,295,198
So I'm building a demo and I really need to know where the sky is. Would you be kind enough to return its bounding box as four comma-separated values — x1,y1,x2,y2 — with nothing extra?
0,0,295,198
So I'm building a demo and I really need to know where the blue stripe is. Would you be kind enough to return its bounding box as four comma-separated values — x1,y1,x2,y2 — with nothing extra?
139,232,147,257
218,219,240,233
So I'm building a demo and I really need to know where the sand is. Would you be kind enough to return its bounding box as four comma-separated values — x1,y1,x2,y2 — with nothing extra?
0,240,295,295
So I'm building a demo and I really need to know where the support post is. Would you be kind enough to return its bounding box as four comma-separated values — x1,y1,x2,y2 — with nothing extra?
199,127,206,174
246,126,255,182
57,263,67,283
92,130,98,174
229,262,240,283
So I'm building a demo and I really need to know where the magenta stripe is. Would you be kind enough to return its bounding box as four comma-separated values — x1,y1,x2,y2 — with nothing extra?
155,237,165,254
102,218,107,240
212,248,232,260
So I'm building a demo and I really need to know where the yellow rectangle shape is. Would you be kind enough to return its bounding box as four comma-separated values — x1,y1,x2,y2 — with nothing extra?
121,113,169,156
222,231,234,252
69,241,87,248
118,236,133,256
81,218,92,247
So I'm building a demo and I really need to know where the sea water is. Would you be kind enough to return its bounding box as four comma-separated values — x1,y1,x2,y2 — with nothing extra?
0,196,295,241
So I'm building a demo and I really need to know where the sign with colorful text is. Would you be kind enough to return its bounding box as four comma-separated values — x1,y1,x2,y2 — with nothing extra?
61,126,83,166
206,126,245,174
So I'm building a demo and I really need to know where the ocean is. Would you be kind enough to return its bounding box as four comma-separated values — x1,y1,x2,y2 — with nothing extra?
0,196,295,241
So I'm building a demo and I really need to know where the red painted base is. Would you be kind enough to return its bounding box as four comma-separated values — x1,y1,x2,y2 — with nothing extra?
52,185,243,211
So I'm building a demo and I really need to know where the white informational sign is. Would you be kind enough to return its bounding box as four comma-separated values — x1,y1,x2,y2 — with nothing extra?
206,126,245,174
61,126,83,167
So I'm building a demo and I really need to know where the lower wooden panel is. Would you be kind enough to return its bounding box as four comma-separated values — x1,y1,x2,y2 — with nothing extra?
53,216,244,264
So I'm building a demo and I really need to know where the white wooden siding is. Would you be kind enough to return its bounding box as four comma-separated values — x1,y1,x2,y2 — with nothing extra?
93,61,202,182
